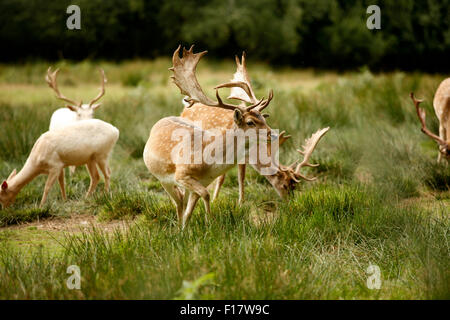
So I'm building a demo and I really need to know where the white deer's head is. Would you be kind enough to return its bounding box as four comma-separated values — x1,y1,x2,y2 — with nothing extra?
46,67,107,120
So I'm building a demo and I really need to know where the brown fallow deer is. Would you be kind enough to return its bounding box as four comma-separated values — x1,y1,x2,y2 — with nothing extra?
410,78,450,163
143,46,328,228
180,53,329,202
143,45,274,228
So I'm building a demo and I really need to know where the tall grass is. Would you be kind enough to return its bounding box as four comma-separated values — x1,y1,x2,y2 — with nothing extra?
0,61,448,299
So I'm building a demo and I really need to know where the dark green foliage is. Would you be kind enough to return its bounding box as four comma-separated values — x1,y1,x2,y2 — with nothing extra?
1,0,449,71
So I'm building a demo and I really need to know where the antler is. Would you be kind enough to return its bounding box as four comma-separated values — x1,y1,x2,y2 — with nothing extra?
45,67,80,106
278,130,292,146
88,69,107,107
410,92,446,146
170,45,269,112
216,52,273,112
290,127,330,182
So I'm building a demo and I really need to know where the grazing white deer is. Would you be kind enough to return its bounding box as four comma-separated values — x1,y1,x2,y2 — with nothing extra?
0,119,119,208
410,78,450,162
180,53,328,201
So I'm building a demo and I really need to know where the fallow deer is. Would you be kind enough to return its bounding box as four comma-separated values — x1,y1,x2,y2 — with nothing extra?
46,67,107,174
47,67,106,130
143,45,275,228
410,78,450,162
180,53,328,201
0,119,119,208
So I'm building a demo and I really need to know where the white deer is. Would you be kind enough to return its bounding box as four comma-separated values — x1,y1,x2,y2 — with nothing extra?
47,67,106,130
410,77,450,163
46,67,107,174
0,119,119,208
180,53,329,201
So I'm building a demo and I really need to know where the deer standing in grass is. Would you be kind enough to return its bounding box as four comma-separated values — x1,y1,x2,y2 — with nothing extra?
180,53,329,201
144,46,274,227
0,120,119,208
143,46,328,228
410,78,450,163
47,67,107,174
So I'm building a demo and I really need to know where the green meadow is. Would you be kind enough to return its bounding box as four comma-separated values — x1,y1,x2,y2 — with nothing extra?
0,60,448,299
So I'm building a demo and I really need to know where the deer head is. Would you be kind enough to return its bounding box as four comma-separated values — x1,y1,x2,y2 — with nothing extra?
170,46,274,136
410,92,450,158
275,127,330,197
46,67,107,120
0,169,17,208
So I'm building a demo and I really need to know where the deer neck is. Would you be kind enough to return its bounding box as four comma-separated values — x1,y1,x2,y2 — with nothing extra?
8,159,41,195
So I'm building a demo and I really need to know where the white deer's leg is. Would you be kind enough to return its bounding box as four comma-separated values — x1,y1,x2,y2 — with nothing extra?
85,161,100,197
97,158,111,192
182,191,200,229
69,166,76,175
40,170,60,207
161,183,184,222
237,164,246,204
58,170,66,200
437,124,446,163
212,175,225,201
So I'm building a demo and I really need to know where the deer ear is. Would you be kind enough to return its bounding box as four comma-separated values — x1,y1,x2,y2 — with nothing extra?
7,169,16,181
262,113,269,118
66,105,77,112
233,109,244,126
1,181,7,190
91,103,102,110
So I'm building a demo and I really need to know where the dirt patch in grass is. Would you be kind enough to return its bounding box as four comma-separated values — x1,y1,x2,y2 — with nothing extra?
2,213,134,233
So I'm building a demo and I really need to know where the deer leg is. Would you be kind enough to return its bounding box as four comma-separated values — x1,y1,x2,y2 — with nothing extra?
437,125,445,163
40,170,60,207
238,164,246,204
175,174,211,225
58,170,66,201
182,191,200,229
69,166,76,175
85,161,100,197
212,175,225,201
161,183,184,222
97,158,111,192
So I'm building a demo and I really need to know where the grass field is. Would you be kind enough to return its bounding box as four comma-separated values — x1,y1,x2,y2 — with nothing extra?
0,59,448,299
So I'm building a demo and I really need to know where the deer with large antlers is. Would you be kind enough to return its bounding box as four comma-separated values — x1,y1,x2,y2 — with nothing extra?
143,46,277,228
0,119,119,208
180,53,329,201
47,67,107,130
410,78,450,163
46,67,107,174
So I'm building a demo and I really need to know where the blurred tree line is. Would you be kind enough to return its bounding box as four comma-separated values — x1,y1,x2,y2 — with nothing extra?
0,0,449,71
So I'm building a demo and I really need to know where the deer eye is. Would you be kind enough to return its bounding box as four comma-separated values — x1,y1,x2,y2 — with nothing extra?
246,120,255,126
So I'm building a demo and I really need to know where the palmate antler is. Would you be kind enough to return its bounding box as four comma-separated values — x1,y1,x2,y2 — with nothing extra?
216,52,273,112
283,127,330,182
410,92,447,147
170,45,273,112
46,67,81,106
